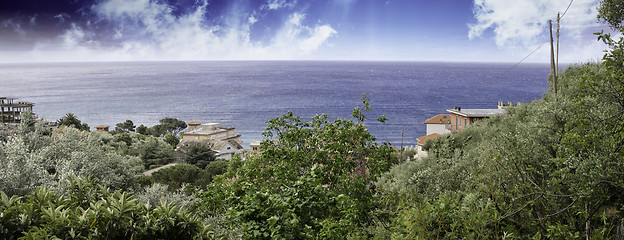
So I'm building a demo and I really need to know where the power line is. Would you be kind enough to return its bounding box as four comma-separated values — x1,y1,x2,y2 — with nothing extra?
457,0,573,105
459,41,549,103
559,0,574,19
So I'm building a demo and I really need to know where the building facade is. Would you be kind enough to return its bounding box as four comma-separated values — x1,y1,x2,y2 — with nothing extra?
179,122,244,160
424,114,451,135
1,97,34,123
446,107,506,133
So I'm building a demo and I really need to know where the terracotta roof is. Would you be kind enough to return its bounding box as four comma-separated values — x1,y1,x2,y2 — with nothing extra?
95,125,110,128
416,133,442,145
424,114,451,124
188,121,202,125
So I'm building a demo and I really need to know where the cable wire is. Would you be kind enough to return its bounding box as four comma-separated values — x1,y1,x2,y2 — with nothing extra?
559,0,574,20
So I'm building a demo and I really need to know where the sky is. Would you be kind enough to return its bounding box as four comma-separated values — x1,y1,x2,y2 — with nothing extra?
0,0,614,63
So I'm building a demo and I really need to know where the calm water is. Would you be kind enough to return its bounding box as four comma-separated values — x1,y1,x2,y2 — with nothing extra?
0,61,550,147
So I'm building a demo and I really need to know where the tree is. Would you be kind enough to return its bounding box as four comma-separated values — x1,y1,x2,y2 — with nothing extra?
163,132,180,149
56,113,89,131
184,143,217,169
195,95,395,239
137,138,176,169
150,118,187,137
136,124,149,135
115,119,135,133
598,0,624,32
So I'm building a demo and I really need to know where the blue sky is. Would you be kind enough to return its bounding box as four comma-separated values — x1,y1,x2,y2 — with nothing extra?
0,0,611,63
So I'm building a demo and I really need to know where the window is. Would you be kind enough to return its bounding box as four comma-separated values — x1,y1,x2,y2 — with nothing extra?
465,118,467,127
455,116,458,130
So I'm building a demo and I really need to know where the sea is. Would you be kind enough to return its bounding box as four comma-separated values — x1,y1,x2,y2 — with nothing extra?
0,61,550,148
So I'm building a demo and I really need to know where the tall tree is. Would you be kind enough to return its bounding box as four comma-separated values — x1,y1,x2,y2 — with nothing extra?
150,118,187,137
115,119,136,133
57,113,89,131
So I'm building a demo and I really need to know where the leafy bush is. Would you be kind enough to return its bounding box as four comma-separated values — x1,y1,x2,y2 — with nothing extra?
141,161,229,191
0,176,214,239
195,95,396,239
0,118,142,196
184,143,217,169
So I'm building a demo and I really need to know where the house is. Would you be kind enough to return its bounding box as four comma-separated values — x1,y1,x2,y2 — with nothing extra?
95,125,110,133
446,106,506,133
178,122,244,160
414,133,442,158
181,123,242,143
250,141,262,153
1,97,34,123
424,114,451,135
413,102,511,158
202,139,245,160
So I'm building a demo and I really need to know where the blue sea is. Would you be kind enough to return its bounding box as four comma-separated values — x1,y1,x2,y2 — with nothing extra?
0,61,550,147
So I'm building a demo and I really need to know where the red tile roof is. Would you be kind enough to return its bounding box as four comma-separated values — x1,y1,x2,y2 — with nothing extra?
416,133,442,145
424,114,451,124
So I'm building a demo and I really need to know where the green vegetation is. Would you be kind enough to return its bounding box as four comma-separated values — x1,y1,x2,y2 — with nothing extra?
193,96,396,239
114,119,135,133
184,143,218,169
139,161,228,191
149,118,187,137
57,113,89,131
0,176,214,239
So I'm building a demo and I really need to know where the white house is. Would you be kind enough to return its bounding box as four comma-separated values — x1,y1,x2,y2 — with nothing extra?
202,139,244,160
424,114,451,135
178,122,244,160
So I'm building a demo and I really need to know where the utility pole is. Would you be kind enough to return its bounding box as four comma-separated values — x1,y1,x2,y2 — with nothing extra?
556,12,560,74
400,130,404,162
549,19,557,97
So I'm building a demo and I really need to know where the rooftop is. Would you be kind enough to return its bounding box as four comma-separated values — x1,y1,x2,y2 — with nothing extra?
184,126,236,136
416,133,442,145
424,114,451,124
446,108,505,117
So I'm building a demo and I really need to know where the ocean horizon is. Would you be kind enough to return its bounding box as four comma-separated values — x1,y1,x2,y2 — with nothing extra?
0,61,551,147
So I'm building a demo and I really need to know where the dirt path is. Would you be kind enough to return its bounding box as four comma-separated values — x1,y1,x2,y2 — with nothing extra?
142,163,179,176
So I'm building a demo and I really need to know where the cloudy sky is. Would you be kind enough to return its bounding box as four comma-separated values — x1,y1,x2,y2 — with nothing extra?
0,0,612,63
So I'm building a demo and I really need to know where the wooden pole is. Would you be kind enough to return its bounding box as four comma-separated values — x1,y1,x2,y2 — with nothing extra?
400,130,404,162
549,20,557,97
556,13,560,74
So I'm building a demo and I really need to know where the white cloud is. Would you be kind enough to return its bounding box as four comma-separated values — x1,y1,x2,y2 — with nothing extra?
468,0,607,63
271,13,338,56
8,0,337,62
265,0,297,10
470,0,601,47
300,25,337,52
60,23,85,47
289,12,305,26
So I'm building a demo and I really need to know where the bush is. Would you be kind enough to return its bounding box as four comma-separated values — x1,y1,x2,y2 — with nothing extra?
0,176,214,239
0,118,142,196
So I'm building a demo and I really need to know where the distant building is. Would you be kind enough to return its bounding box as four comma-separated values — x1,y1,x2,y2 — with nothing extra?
446,106,506,133
250,141,262,153
0,97,34,123
179,122,244,160
414,133,443,158
414,103,510,157
424,114,451,135
95,125,110,133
